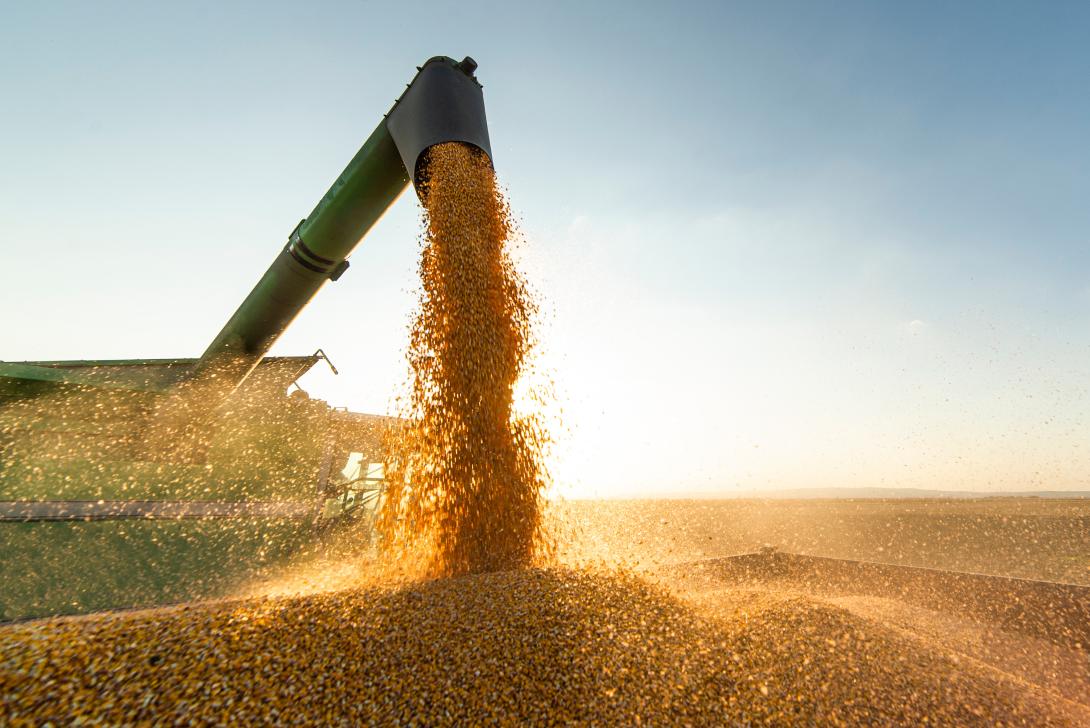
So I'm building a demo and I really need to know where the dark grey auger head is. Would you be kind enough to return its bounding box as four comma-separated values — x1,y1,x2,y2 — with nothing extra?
385,55,493,192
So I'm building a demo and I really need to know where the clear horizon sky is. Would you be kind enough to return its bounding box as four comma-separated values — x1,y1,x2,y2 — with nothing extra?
2,1,1088,497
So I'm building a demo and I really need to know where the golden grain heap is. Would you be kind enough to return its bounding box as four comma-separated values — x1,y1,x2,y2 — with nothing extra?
376,142,550,578
3,567,1078,726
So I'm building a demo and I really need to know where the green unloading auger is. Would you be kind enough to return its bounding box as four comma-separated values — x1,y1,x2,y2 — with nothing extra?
191,56,491,400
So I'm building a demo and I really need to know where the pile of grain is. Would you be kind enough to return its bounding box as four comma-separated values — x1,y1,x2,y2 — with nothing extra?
377,142,550,578
0,568,1071,726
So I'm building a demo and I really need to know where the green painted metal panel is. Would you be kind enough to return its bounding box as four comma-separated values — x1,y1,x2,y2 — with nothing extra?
0,361,168,394
297,120,410,260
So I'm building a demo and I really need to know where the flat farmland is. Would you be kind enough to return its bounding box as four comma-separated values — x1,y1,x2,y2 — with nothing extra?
553,498,1090,585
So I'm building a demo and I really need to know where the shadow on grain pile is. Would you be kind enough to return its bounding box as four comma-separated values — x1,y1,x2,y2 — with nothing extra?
2,567,1083,726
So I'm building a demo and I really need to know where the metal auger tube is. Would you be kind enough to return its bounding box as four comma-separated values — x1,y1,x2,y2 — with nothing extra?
192,56,492,400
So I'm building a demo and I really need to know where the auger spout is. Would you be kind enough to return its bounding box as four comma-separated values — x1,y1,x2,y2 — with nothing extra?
191,56,491,400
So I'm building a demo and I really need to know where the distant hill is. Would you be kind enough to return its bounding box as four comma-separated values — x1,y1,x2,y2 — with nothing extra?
724,487,1090,500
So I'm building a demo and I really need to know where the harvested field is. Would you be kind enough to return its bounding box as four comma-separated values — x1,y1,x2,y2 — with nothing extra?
552,498,1090,584
3,567,1085,726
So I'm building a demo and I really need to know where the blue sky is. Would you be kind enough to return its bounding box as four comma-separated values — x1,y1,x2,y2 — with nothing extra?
2,1,1088,495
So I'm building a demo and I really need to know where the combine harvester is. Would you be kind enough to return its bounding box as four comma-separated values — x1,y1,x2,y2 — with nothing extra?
0,56,492,620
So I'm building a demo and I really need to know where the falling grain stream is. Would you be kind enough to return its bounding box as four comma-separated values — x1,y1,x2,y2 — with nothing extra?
377,142,550,578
